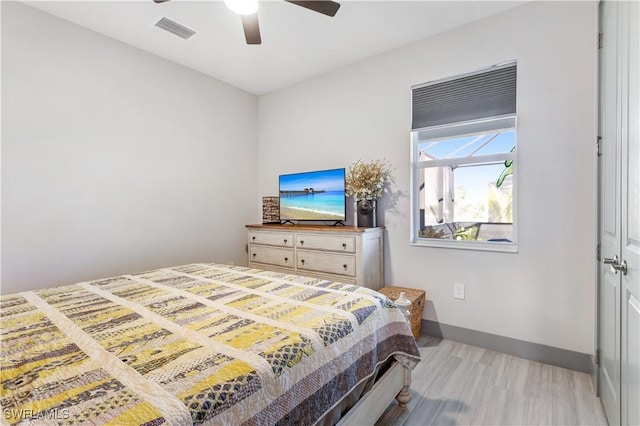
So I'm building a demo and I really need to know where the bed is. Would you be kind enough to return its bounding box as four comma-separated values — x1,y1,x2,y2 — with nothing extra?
0,263,420,425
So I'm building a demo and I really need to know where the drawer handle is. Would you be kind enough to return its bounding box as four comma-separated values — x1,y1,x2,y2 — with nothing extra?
300,240,304,245
301,259,305,264
343,264,347,269
284,239,288,243
342,243,347,249
284,257,288,262
252,253,256,257
252,236,256,240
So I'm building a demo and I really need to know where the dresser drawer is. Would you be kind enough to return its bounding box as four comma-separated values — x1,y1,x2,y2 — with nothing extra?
250,246,295,268
249,263,294,275
298,271,356,285
297,251,356,277
249,231,294,247
295,235,356,253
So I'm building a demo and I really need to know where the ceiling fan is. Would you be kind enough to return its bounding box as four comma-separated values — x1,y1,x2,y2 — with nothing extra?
153,0,341,45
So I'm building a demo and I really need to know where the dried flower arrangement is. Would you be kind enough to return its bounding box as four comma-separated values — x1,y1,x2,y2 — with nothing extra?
345,159,394,200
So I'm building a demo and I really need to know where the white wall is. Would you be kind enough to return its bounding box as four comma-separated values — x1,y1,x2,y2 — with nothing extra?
257,1,598,354
1,2,258,293
1,1,599,355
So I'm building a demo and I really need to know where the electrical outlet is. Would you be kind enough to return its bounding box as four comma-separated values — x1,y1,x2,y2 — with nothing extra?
454,282,465,300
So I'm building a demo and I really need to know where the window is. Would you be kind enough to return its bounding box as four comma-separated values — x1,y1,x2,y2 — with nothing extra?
410,63,517,251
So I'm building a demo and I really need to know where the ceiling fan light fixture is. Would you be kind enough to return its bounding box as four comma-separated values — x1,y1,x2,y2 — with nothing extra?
225,0,259,16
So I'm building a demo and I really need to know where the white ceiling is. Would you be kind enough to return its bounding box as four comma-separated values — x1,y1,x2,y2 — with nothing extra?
25,0,523,95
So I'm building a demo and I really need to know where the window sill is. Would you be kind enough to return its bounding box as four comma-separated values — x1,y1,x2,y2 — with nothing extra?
410,238,518,253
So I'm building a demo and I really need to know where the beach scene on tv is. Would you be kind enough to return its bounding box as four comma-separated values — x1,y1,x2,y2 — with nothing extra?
279,168,346,220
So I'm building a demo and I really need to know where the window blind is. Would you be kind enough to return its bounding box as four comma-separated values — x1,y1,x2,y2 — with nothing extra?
412,64,517,130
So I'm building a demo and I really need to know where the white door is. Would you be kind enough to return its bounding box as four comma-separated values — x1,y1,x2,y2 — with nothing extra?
620,1,639,425
598,2,621,423
598,1,640,425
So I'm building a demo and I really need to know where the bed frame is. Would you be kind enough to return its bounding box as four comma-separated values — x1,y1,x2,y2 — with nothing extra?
337,361,411,425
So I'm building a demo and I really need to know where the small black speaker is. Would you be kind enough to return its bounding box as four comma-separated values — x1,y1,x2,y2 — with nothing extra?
357,200,376,228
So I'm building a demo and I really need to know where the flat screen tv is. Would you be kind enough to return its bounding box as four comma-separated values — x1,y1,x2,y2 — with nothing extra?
279,168,346,222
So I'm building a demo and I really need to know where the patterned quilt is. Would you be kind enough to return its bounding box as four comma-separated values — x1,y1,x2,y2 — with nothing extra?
0,264,420,425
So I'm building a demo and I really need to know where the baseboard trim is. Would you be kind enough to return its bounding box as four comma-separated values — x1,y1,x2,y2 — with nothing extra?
422,319,592,373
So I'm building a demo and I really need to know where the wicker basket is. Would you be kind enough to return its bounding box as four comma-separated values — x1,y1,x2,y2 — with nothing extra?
378,286,426,340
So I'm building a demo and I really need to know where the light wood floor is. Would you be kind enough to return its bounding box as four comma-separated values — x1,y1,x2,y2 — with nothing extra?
378,336,609,425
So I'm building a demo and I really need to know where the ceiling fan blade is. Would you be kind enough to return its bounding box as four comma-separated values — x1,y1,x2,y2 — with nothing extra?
241,14,262,45
285,1,340,17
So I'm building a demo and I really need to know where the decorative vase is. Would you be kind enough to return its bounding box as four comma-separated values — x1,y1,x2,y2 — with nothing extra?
394,291,412,320
356,199,377,228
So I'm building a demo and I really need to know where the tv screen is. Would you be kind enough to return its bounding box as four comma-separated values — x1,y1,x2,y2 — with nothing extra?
279,168,346,221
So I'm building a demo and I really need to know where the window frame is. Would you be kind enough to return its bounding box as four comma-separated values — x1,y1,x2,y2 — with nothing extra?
410,115,518,253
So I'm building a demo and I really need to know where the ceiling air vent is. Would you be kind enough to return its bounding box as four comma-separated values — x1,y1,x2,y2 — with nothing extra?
155,17,195,39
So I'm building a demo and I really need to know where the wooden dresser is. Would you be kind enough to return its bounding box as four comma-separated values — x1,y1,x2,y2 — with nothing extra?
246,224,384,290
